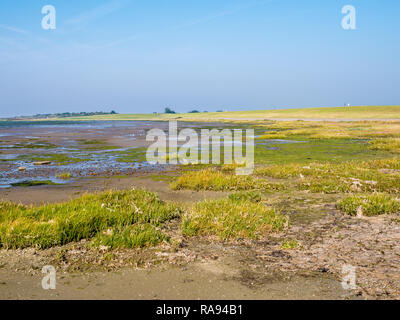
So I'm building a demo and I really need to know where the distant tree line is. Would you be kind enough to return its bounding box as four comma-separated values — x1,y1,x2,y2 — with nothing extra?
163,107,226,114
164,107,176,114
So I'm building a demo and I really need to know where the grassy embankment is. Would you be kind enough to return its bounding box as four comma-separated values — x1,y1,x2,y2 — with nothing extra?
52,105,400,121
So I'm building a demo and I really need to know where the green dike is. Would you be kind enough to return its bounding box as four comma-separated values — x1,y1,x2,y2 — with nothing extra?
49,106,400,121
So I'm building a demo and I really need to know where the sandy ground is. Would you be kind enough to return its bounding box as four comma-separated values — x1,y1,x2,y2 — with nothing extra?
1,175,394,300
0,263,348,300
0,174,230,205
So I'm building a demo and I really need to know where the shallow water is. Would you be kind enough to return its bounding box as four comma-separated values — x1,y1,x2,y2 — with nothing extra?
0,121,167,187
0,120,236,186
0,120,254,187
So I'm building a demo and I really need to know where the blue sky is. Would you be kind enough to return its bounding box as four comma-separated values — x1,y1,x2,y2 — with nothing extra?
0,0,399,117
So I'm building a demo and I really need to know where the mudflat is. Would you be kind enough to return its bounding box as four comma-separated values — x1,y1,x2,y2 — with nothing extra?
2,119,400,300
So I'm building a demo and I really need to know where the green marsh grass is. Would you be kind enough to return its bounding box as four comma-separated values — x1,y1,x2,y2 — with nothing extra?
281,239,299,250
56,172,71,180
11,180,60,187
337,193,400,216
256,159,400,194
182,198,288,240
368,138,400,154
254,138,392,165
91,224,168,249
171,168,284,191
228,191,262,203
0,189,181,249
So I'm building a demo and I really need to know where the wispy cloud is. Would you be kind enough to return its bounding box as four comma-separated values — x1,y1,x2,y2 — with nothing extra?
55,0,275,62
0,24,29,35
101,0,275,49
63,0,127,31
167,3,261,32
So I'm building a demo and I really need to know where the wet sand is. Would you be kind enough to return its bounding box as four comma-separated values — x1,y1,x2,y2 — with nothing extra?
0,174,230,205
0,263,350,300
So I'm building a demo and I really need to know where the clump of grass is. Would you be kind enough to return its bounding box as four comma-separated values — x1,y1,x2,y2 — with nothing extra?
182,198,288,240
220,163,245,173
0,189,181,249
368,138,400,154
11,180,60,187
298,178,353,194
363,158,400,170
91,224,167,248
0,202,27,223
297,174,400,194
228,191,261,203
256,161,377,180
255,160,400,194
281,239,299,250
56,172,71,180
337,193,400,216
255,163,312,179
171,169,283,191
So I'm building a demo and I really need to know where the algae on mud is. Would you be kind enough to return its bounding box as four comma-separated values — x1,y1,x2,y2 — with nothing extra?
10,180,61,187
